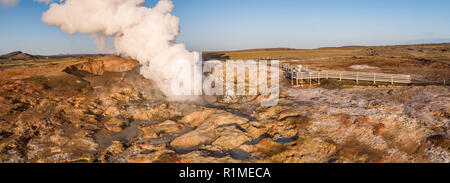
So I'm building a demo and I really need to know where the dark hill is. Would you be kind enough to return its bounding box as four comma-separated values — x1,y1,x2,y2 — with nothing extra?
0,51,41,60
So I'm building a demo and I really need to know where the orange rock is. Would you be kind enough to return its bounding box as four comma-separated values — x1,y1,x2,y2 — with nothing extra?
64,55,138,76
372,123,386,136
179,109,218,127
104,118,127,133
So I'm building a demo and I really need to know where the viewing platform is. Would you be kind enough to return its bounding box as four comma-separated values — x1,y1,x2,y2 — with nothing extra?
281,63,412,86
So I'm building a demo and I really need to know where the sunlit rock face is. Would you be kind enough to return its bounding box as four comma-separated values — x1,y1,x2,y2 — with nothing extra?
0,54,449,163
64,56,138,77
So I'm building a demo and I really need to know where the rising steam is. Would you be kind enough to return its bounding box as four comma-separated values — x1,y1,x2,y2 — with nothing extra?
42,0,198,101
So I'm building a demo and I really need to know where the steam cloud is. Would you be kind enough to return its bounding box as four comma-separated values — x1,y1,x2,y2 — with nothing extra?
42,0,198,102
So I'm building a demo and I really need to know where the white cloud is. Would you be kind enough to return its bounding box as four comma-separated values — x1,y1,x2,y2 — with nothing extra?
0,0,19,8
33,0,54,4
1,0,54,9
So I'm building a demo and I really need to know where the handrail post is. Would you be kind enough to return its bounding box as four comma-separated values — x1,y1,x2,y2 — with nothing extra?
300,72,303,86
373,73,376,84
391,75,394,85
318,72,321,84
356,72,359,85
309,72,312,86
291,70,294,85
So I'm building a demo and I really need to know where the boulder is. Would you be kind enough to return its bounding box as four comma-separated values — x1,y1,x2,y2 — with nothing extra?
26,130,99,163
156,120,181,134
138,120,181,139
179,109,218,127
170,122,216,151
268,138,337,163
171,110,250,151
104,117,127,133
212,130,251,150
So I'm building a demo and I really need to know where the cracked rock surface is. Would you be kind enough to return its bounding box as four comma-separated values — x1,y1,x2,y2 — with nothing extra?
0,56,448,163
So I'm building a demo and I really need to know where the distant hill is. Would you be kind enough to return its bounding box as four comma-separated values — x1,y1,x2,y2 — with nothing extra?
203,43,450,60
46,53,109,59
0,51,42,60
223,48,300,52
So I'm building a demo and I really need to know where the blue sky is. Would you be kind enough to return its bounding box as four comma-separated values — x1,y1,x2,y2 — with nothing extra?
1,0,450,55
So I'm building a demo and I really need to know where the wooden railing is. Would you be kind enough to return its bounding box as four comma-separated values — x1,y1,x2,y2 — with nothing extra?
281,63,412,86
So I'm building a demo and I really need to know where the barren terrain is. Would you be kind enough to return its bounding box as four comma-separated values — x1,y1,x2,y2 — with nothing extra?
205,43,450,83
0,44,448,163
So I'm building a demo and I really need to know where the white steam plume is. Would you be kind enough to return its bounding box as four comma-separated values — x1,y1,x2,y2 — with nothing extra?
42,0,199,102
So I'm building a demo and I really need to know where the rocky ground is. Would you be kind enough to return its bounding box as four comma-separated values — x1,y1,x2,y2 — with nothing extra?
0,52,448,163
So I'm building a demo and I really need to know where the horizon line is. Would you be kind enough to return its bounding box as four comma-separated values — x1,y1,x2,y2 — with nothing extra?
2,42,450,56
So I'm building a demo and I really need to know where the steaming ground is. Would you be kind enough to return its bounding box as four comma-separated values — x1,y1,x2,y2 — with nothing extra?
0,52,448,163
1,0,448,163
42,0,198,102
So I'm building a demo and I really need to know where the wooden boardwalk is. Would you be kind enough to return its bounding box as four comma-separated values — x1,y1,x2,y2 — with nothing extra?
281,63,412,86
